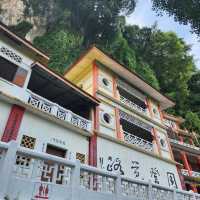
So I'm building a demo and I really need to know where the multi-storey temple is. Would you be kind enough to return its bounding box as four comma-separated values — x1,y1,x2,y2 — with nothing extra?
0,22,199,200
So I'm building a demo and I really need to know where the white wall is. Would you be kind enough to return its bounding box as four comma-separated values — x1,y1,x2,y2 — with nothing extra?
97,137,181,189
17,110,89,163
0,101,11,139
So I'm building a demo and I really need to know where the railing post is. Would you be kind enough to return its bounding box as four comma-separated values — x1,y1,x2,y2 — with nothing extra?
0,140,18,199
115,174,122,200
148,180,153,200
71,160,81,200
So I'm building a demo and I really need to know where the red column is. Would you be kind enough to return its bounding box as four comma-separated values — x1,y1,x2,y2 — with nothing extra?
1,105,25,142
179,136,184,143
189,138,194,146
180,152,197,192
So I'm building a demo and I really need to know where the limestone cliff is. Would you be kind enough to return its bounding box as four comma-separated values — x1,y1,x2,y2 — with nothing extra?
0,0,47,41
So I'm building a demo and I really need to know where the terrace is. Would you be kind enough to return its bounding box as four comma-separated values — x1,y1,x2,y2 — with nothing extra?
0,52,97,132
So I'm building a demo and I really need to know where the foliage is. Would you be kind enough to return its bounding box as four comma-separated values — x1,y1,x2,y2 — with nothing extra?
9,0,200,134
182,112,200,134
123,25,195,114
33,27,83,74
152,0,200,36
9,21,33,38
187,71,200,117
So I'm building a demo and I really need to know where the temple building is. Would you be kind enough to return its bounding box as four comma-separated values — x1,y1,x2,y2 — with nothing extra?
0,22,99,165
64,46,183,189
163,113,200,193
0,22,200,200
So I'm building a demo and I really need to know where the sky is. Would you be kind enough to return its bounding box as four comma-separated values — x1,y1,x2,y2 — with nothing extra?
126,0,200,69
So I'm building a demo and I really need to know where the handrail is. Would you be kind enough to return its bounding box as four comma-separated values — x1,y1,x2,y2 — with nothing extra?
120,95,147,114
123,131,153,151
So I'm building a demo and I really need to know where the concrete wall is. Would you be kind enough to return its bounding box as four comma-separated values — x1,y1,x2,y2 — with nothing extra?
17,110,89,163
97,137,181,189
0,101,11,139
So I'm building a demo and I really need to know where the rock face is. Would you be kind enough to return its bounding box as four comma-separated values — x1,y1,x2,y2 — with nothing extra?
0,0,46,41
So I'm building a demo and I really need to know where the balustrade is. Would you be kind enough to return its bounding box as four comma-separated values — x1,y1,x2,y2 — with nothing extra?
170,139,200,151
181,169,200,178
27,91,92,132
120,95,147,114
123,131,153,152
0,78,92,132
0,141,200,200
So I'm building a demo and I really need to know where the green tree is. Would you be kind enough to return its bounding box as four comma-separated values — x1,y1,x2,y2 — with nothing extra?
123,25,195,114
152,0,200,36
187,71,200,117
33,27,83,74
182,112,200,135
9,21,33,38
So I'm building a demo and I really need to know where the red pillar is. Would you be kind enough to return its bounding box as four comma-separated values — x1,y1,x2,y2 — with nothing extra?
1,105,25,142
179,136,184,143
180,152,197,193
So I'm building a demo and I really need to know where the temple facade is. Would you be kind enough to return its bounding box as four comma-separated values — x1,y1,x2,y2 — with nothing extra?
64,46,183,189
0,22,199,200
163,113,200,193
0,22,99,165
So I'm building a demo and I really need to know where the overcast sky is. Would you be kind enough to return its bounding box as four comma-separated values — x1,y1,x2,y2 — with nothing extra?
126,0,200,69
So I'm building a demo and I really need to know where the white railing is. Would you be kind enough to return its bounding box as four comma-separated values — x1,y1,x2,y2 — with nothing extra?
170,139,200,151
120,95,147,115
181,169,200,178
27,91,92,132
0,77,92,132
0,141,200,200
123,131,153,152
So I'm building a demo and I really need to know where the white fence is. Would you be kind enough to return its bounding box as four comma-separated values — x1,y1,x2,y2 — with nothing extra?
0,141,200,200
0,77,92,132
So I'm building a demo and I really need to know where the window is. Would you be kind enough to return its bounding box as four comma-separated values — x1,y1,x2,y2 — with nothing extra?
0,56,27,87
20,135,36,149
102,112,112,125
102,78,110,87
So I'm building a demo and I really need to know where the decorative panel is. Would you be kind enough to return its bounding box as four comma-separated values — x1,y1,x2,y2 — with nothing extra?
20,134,36,149
76,152,86,164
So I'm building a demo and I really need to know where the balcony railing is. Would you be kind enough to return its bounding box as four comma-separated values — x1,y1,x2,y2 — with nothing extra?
27,91,92,132
120,95,147,115
123,131,153,152
181,169,200,178
0,77,92,132
170,139,200,151
0,141,200,200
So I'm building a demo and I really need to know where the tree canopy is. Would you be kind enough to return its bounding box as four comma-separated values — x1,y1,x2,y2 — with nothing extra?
152,0,200,36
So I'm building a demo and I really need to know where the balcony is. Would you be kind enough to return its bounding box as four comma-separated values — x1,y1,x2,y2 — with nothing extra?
0,77,92,132
1,141,200,200
170,139,200,154
27,91,92,132
120,95,148,115
181,169,200,179
123,131,153,152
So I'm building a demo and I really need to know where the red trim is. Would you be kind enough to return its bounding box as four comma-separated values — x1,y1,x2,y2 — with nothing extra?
158,105,164,121
1,105,25,142
92,61,98,98
176,165,186,190
180,152,197,192
152,128,162,156
89,106,99,167
112,76,117,99
146,98,153,118
115,108,123,140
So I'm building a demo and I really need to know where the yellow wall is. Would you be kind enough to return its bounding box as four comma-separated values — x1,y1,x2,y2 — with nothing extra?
66,64,93,95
